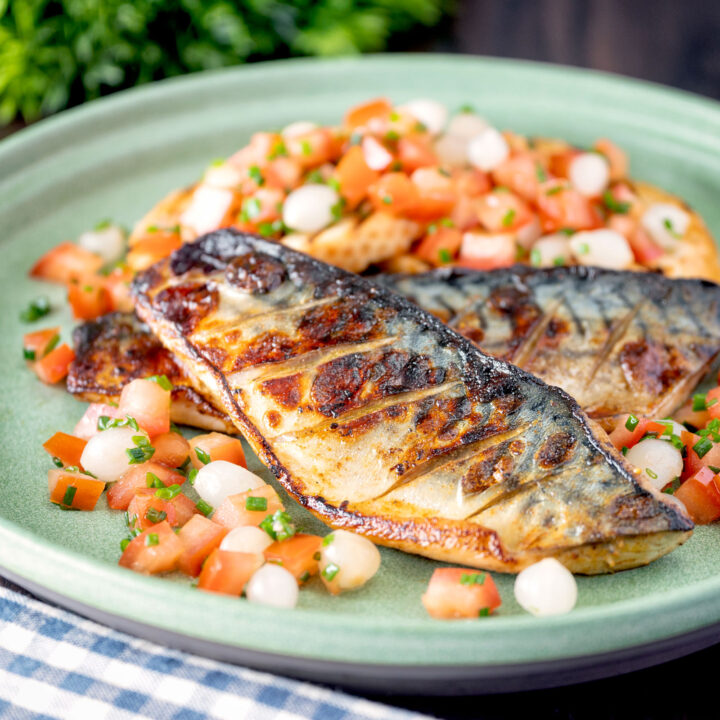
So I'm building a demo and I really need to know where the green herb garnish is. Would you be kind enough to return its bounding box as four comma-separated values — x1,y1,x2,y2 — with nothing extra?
502,209,516,228
321,563,340,582
19,297,51,323
693,437,713,458
194,447,211,465
645,468,658,480
126,435,155,464
530,248,542,267
322,533,334,546
602,190,630,214
146,472,164,489
438,248,452,264
460,572,486,586
625,415,639,431
120,538,131,551
61,486,76,507
248,165,264,186
146,374,173,391
187,468,198,485
245,496,268,512
196,499,213,516
260,510,296,542
478,607,490,617
155,484,182,500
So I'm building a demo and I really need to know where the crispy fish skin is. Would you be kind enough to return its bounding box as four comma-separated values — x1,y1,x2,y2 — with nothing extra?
68,312,237,434
133,230,692,574
381,266,720,428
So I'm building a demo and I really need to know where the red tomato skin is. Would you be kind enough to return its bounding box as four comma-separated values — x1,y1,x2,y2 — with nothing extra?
128,489,178,531
23,327,61,359
414,227,463,266
608,417,670,452
42,432,87,469
675,467,720,524
30,242,103,284
48,469,105,511
119,521,183,575
197,550,263,595
73,402,124,441
422,568,502,619
151,432,191,468
34,344,75,385
107,462,185,511
177,515,228,577
119,378,171,438
212,485,283,529
681,430,720,480
67,281,111,321
706,387,720,420
189,433,246,469
264,534,323,583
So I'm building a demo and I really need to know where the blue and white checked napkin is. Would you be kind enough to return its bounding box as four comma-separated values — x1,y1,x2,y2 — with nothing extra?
0,584,433,720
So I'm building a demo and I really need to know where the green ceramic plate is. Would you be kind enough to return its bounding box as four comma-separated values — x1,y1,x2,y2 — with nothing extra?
1,55,719,694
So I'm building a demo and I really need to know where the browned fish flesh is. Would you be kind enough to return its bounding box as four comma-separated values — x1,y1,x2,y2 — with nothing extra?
381,266,720,429
67,312,236,434
130,229,692,574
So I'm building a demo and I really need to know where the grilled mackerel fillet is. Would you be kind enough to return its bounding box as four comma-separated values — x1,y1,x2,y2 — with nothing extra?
381,266,720,428
131,230,692,573
67,312,236,434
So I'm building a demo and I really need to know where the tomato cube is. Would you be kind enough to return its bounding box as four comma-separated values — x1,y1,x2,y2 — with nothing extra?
675,467,720,524
42,432,87,469
67,280,111,321
177,515,228,577
344,97,392,129
190,432,245,469
23,327,60,361
421,568,502,619
73,402,124,441
334,146,380,209
128,489,178,531
107,462,186,511
34,343,75,385
119,520,183,575
197,549,263,596
213,485,284,530
119,378,171,438
48,469,105,511
264,533,322,584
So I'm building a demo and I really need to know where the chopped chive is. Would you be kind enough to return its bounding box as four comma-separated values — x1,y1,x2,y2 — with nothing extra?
382,195,392,205
692,393,709,411
645,467,658,480
478,607,490,617
709,398,719,408
330,197,345,222
663,217,681,238
621,446,629,455
414,121,427,132
61,486,77,507
127,435,155,464
187,468,198,485
245,496,268,512
300,139,312,156
437,248,452,264
146,374,173,391
144,507,167,524
44,334,60,356
389,111,400,122
662,478,682,495
693,437,713,458
94,218,112,230
52,456,64,468
385,130,399,142
313,552,321,561
440,217,454,227
19,296,51,323
321,563,340,582
248,165,264,185
552,255,565,267
267,139,288,160
602,190,630,214
155,484,182,500
23,347,36,361
299,570,311,583
240,196,262,223
501,209,516,228
558,227,576,236
196,499,213,516
322,533,334,546
259,510,296,542
710,465,720,474
460,572,486,586
535,163,547,182
530,248,542,267
545,185,563,196
625,414,639,431
194,447,211,465
209,158,225,167
458,104,475,114
146,225,159,232
145,533,159,547
120,538,131,551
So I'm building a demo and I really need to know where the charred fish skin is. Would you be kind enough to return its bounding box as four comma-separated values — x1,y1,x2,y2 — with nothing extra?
133,230,692,574
68,312,236,434
380,266,720,425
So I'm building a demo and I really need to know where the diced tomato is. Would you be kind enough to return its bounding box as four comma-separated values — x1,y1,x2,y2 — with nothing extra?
397,135,437,172
234,187,286,233
475,189,532,233
264,157,303,191
73,402,124,440
334,146,380,209
189,432,246,469
119,520,183,575
128,489,178,531
152,432,190,468
491,152,546,201
457,232,517,271
675,467,720,524
67,279,111,321
197,549,263,596
34,343,74,385
42,432,87,469
107,462,185,511
126,230,182,272
103,266,134,313
421,568,502,619
48,469,105,511
536,180,601,232
286,128,336,168
176,515,228,577
452,169,492,198
212,485,283,529
264,533,322,584
414,227,463,266
23,327,60,361
344,98,392,129
628,228,663,264
169,493,199,527
547,150,580,179
30,242,103,284
405,170,457,222
608,416,671,452
706,387,720,420
594,139,628,181
227,132,281,168
680,430,720,480
368,173,420,216
118,378,171,438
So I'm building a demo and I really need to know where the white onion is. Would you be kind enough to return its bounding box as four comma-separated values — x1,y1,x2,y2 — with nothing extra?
399,99,448,135
282,184,339,233
194,461,265,510
569,229,633,269
531,234,572,267
220,526,274,554
281,121,318,139
80,427,148,483
320,530,381,593
625,438,684,491
77,225,126,264
361,135,393,171
447,112,489,139
467,127,510,172
179,185,234,236
245,564,299,609
568,152,610,196
514,558,578,617
433,134,469,166
641,203,690,249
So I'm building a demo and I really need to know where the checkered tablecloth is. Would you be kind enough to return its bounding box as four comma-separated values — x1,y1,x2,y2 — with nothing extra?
0,584,432,720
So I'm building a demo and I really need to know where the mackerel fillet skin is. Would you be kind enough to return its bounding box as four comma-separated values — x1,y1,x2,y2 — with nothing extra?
133,230,692,573
382,266,720,428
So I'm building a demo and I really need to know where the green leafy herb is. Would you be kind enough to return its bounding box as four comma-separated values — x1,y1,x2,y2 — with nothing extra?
458,104,475,114
437,248,452,264
260,510,296,542
602,190,630,214
145,533,159,547
321,563,340,582
382,195,392,205
126,435,155,464
621,446,629,456
558,227,576,236
300,139,312,156
545,185,563,196
501,209,516,228
258,219,285,237
710,466,720,474
61,486,76,507
194,447,211,465
552,256,565,267
385,129,399,142
120,538,131,552
94,218,112,230
330,196,346,222
195,499,213,517
146,374,173,391
625,415,639,431
530,248,542,267
146,472,164,489
460,572,486,586
248,165,264,185
98,415,138,432
245,496,268,512
663,478,682,495
440,217,454,227
240,197,262,223
19,297,51,323
577,242,590,255
144,507,167,524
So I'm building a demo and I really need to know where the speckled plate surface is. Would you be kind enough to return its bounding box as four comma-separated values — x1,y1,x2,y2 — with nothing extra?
1,55,720,694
